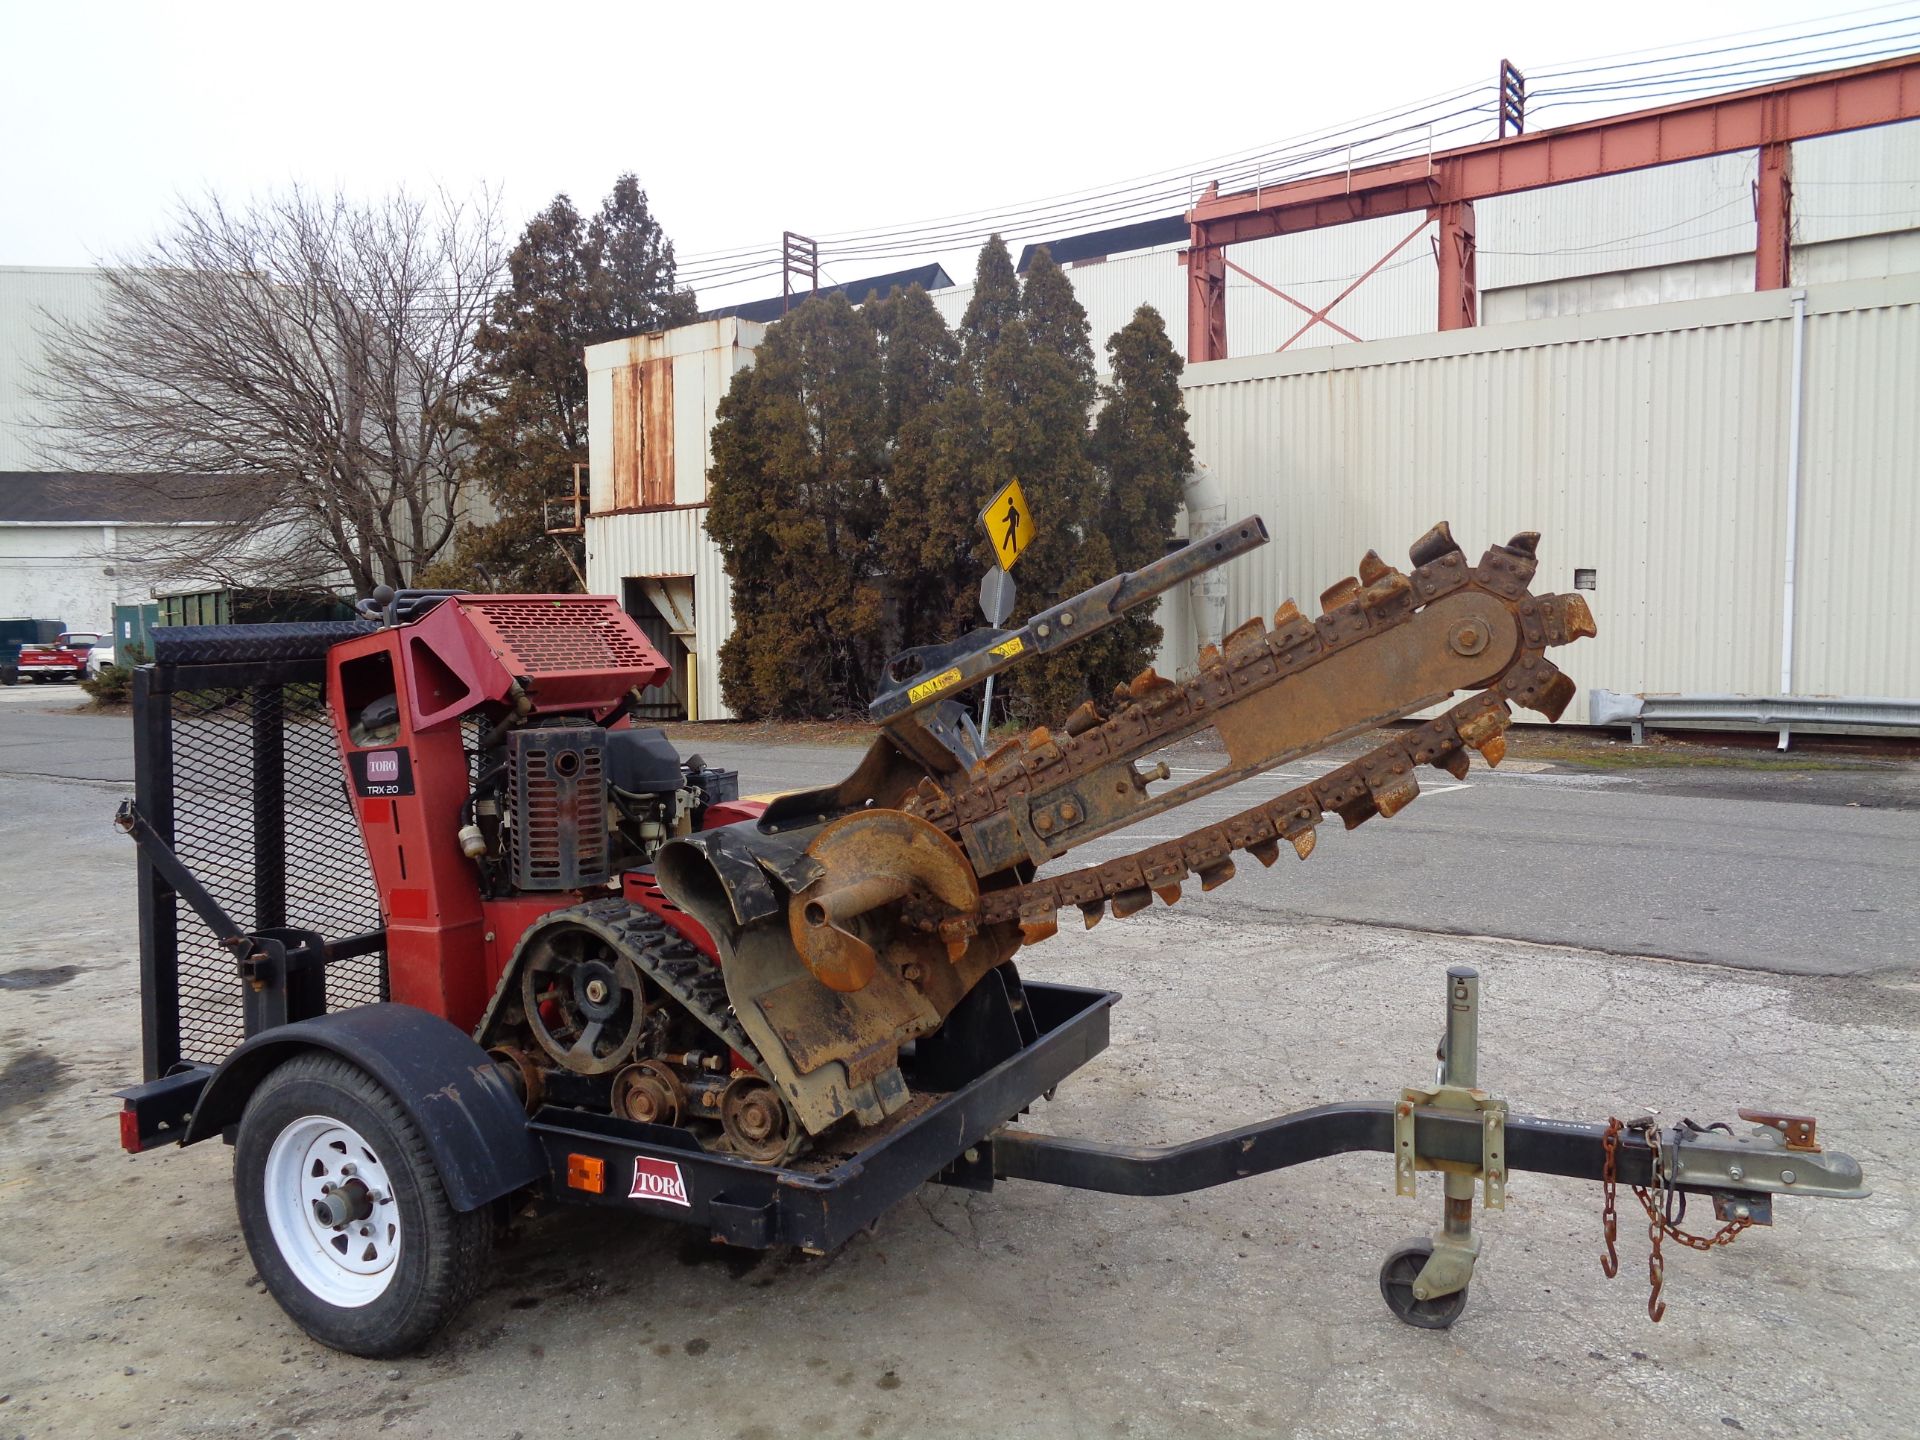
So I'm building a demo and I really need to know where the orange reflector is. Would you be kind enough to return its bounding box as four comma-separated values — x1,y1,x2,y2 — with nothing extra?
566,1153,605,1194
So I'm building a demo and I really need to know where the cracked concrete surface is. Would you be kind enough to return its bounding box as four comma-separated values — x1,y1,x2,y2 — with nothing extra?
0,725,1916,1439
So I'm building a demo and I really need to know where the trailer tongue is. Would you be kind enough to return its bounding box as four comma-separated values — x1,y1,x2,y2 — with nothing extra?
112,518,1869,1356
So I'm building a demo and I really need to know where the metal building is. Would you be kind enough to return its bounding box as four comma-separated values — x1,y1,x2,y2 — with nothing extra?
585,66,1920,728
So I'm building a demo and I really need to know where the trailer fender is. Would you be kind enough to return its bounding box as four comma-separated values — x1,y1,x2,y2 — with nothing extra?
183,1003,542,1212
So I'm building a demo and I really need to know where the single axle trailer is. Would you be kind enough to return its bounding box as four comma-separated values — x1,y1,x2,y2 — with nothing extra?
112,521,1869,1356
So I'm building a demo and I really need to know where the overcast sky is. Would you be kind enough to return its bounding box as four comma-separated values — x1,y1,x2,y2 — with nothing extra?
0,1,1902,305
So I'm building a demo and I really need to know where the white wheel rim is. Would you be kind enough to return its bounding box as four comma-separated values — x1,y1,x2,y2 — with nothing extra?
262,1115,402,1307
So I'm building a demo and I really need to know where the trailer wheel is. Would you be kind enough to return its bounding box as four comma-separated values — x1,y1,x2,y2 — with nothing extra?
234,1052,494,1356
1377,1239,1469,1330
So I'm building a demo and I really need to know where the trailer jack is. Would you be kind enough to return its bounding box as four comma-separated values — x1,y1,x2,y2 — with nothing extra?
986,965,1868,1329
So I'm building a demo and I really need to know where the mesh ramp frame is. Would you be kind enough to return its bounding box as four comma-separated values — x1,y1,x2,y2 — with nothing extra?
133,642,388,1078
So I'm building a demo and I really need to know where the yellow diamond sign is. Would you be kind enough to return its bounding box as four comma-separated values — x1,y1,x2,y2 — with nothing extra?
980,478,1034,571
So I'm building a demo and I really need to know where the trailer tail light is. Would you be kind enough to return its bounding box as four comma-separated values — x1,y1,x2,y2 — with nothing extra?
566,1153,605,1194
118,1106,143,1154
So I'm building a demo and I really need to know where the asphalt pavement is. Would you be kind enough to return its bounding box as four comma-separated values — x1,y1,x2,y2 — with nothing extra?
2,692,1916,976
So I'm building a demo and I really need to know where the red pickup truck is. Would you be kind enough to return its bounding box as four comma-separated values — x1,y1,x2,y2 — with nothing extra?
15,631,104,682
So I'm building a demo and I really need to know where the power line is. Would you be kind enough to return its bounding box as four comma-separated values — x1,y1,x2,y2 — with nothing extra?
677,10,1920,303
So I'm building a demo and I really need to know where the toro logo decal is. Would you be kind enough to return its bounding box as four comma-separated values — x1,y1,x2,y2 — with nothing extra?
348,747,415,797
629,1156,691,1208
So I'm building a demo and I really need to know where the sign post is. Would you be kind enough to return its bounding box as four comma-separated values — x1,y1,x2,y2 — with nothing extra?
975,567,1016,733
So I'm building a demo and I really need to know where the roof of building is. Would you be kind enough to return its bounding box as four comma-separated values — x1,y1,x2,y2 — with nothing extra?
1016,215,1188,272
701,263,957,323
0,472,261,524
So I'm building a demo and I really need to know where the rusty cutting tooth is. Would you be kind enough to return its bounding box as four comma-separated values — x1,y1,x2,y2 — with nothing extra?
1291,829,1317,861
1436,747,1472,780
1533,670,1579,723
1274,598,1303,627
1021,726,1054,751
1129,665,1174,696
1408,520,1463,567
1540,591,1598,643
1372,772,1421,818
1358,550,1393,585
1152,882,1183,906
1505,531,1541,557
1223,616,1266,653
979,735,1023,771
1063,700,1101,736
1198,859,1237,891
1246,838,1280,867
1111,887,1153,919
1475,732,1508,768
1019,914,1059,945
1319,576,1360,613
1337,795,1378,830
1078,900,1106,929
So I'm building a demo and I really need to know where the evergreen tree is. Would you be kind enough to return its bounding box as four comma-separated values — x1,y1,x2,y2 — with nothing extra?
426,176,696,592
707,295,891,717
1088,304,1193,693
981,248,1113,721
871,285,975,650
957,235,1022,372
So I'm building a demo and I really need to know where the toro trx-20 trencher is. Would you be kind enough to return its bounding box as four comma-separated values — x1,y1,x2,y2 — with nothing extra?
113,518,1868,1355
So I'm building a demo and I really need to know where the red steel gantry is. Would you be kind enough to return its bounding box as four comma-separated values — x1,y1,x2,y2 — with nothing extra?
1183,53,1920,362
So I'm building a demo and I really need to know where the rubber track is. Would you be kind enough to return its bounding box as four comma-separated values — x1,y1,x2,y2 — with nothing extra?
526,897,769,1074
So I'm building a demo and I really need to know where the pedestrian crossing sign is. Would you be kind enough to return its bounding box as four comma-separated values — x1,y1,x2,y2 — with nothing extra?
980,478,1034,571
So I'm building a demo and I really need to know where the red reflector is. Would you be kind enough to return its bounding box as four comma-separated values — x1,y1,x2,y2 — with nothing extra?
118,1106,143,1154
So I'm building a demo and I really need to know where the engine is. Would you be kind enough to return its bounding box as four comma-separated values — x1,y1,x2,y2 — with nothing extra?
459,722,739,895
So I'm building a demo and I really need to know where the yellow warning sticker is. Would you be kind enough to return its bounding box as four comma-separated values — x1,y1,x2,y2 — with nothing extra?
907,667,963,704
990,637,1025,659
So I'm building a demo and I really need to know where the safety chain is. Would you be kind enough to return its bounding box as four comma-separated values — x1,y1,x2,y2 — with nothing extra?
1600,1117,1754,1323
1600,1118,1623,1279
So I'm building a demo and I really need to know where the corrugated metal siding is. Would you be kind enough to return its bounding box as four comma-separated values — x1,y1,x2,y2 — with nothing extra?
0,266,114,469
1792,297,1920,697
1793,119,1920,246
1175,275,1919,711
585,507,733,722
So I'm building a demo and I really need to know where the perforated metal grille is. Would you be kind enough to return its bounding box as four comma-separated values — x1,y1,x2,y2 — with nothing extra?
166,682,384,1065
461,597,659,674
506,727,608,890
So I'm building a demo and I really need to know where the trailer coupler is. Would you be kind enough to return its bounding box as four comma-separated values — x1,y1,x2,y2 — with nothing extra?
984,965,1868,1328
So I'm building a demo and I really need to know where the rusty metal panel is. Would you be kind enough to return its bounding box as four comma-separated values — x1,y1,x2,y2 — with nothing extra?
640,356,673,507
609,365,640,511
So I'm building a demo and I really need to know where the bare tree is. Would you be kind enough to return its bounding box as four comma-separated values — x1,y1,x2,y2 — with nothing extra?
36,186,506,595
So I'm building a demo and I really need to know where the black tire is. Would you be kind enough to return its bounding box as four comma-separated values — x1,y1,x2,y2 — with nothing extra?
1378,1239,1469,1330
234,1052,495,1356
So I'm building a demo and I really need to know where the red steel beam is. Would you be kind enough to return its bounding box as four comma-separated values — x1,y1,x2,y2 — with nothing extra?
1184,52,1920,357
1756,141,1794,290
1191,54,1920,241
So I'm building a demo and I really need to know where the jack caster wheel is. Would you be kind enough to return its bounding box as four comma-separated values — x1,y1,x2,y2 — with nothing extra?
1378,1239,1469,1330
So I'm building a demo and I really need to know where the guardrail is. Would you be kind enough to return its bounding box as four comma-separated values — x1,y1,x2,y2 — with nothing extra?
1589,689,1920,746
